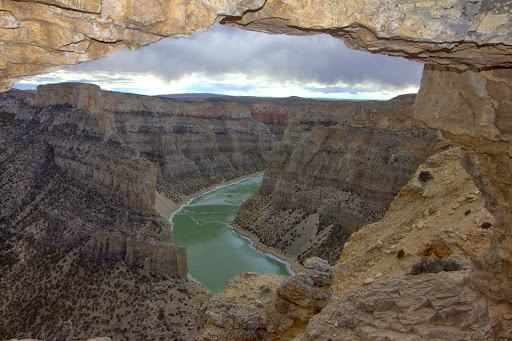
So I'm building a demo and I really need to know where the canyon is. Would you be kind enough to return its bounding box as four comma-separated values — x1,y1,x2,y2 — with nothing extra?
233,94,439,264
0,82,437,339
0,83,277,339
1,0,512,340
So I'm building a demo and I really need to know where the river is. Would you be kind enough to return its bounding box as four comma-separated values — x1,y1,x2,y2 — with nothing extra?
170,174,292,293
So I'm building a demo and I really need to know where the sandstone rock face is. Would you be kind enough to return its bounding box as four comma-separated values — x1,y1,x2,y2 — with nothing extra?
414,65,512,307
233,94,439,264
414,65,512,143
296,271,509,341
2,0,512,91
200,257,333,341
332,145,493,296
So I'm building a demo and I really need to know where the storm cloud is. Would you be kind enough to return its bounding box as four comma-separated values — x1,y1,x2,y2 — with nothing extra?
17,24,424,99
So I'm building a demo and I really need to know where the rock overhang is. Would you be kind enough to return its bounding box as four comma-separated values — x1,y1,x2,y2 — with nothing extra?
1,0,512,92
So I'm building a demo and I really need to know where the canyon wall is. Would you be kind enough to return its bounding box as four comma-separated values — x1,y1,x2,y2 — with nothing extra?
0,87,215,339
0,82,281,277
31,83,276,204
0,83,290,340
233,94,439,264
0,84,207,281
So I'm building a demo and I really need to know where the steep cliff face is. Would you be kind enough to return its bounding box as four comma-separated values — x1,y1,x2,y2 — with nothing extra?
234,95,439,264
414,65,512,309
33,83,276,204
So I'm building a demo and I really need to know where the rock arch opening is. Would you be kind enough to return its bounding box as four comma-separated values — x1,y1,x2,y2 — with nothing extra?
12,24,424,102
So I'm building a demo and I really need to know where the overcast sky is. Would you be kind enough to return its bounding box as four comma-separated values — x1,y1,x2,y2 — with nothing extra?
15,24,424,100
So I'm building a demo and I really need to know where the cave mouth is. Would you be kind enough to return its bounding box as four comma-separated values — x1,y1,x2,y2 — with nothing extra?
12,24,423,102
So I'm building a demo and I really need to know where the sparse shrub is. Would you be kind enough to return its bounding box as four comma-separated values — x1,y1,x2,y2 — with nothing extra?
397,249,405,259
408,257,462,275
441,258,463,272
481,222,492,229
418,170,433,184
464,209,471,216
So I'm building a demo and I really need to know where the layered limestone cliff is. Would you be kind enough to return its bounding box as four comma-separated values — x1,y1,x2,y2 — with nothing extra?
32,83,276,204
233,94,439,264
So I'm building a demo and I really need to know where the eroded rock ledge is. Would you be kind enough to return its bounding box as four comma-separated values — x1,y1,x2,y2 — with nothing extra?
2,0,512,91
297,271,505,340
200,257,334,341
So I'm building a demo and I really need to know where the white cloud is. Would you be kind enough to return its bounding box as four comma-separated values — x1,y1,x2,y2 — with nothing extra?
17,69,419,100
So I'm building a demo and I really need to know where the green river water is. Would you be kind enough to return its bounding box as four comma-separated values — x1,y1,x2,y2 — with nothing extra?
171,174,292,293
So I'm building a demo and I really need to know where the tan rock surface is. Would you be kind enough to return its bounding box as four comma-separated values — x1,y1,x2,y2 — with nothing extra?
2,0,512,91
297,271,509,340
200,257,333,341
332,145,492,296
414,65,512,306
